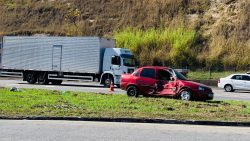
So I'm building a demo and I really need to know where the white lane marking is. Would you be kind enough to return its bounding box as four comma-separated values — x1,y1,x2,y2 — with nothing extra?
45,86,55,88
9,84,20,86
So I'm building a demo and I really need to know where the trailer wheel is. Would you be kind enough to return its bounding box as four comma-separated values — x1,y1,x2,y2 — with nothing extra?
38,73,49,85
51,80,63,85
26,72,37,84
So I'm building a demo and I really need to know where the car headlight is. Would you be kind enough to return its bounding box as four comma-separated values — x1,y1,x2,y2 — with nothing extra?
198,86,205,91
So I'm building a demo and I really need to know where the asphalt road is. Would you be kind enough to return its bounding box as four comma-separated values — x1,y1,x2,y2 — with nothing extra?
0,120,250,141
0,78,250,101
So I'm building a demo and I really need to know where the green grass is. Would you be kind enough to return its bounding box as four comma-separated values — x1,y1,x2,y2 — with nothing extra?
0,88,250,122
187,71,247,80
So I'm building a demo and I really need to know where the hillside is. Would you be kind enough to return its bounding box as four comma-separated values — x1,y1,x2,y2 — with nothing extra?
0,0,249,69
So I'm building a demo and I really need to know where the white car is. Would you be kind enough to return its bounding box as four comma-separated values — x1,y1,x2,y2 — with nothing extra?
218,74,250,92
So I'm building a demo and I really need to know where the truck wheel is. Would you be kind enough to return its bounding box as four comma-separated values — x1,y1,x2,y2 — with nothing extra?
38,73,49,85
51,80,63,85
26,72,37,84
179,89,192,101
127,86,139,97
103,76,113,88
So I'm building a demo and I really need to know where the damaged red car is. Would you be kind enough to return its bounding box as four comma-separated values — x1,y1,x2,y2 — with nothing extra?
120,66,213,101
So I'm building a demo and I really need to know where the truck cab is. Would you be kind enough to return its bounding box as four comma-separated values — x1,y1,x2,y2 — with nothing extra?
101,48,136,87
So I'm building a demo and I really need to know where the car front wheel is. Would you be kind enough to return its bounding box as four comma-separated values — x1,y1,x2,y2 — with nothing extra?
179,89,192,101
127,86,139,97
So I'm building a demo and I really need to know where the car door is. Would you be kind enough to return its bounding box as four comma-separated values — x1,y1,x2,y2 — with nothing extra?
231,75,245,90
157,69,178,96
137,68,157,95
242,75,250,90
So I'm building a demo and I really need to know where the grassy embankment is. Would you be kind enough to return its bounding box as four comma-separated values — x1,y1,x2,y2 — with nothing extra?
115,25,250,70
0,88,250,122
115,27,198,67
1,0,249,69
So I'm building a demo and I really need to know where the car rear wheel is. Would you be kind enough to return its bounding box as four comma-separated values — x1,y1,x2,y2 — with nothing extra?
127,86,139,97
179,89,192,101
224,85,234,92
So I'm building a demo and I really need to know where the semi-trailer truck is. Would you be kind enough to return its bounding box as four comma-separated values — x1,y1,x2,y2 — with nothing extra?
0,36,136,87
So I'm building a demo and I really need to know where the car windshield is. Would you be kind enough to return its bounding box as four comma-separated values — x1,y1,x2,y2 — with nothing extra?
172,69,187,80
121,54,136,67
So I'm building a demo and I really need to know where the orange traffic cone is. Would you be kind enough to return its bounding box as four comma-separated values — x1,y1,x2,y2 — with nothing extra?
109,81,114,92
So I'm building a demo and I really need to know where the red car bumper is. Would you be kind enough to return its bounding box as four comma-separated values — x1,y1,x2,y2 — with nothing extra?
192,89,214,100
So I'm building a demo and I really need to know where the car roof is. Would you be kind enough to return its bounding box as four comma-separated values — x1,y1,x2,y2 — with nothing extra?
139,66,170,70
230,74,250,76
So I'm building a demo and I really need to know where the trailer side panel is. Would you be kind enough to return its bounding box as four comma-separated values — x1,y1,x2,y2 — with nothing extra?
1,36,113,73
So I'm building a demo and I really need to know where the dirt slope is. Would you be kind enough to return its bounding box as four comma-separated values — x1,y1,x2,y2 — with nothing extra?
0,0,249,68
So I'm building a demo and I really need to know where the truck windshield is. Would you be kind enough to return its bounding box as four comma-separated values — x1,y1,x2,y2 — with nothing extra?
121,54,136,67
123,57,135,67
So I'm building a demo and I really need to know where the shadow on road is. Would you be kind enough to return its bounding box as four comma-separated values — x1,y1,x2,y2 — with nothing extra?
233,91,250,94
61,84,104,88
17,82,107,88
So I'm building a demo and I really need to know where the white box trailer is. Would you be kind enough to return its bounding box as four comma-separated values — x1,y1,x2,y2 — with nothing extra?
0,36,136,87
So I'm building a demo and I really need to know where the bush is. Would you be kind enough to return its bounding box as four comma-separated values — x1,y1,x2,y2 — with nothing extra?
115,27,198,67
